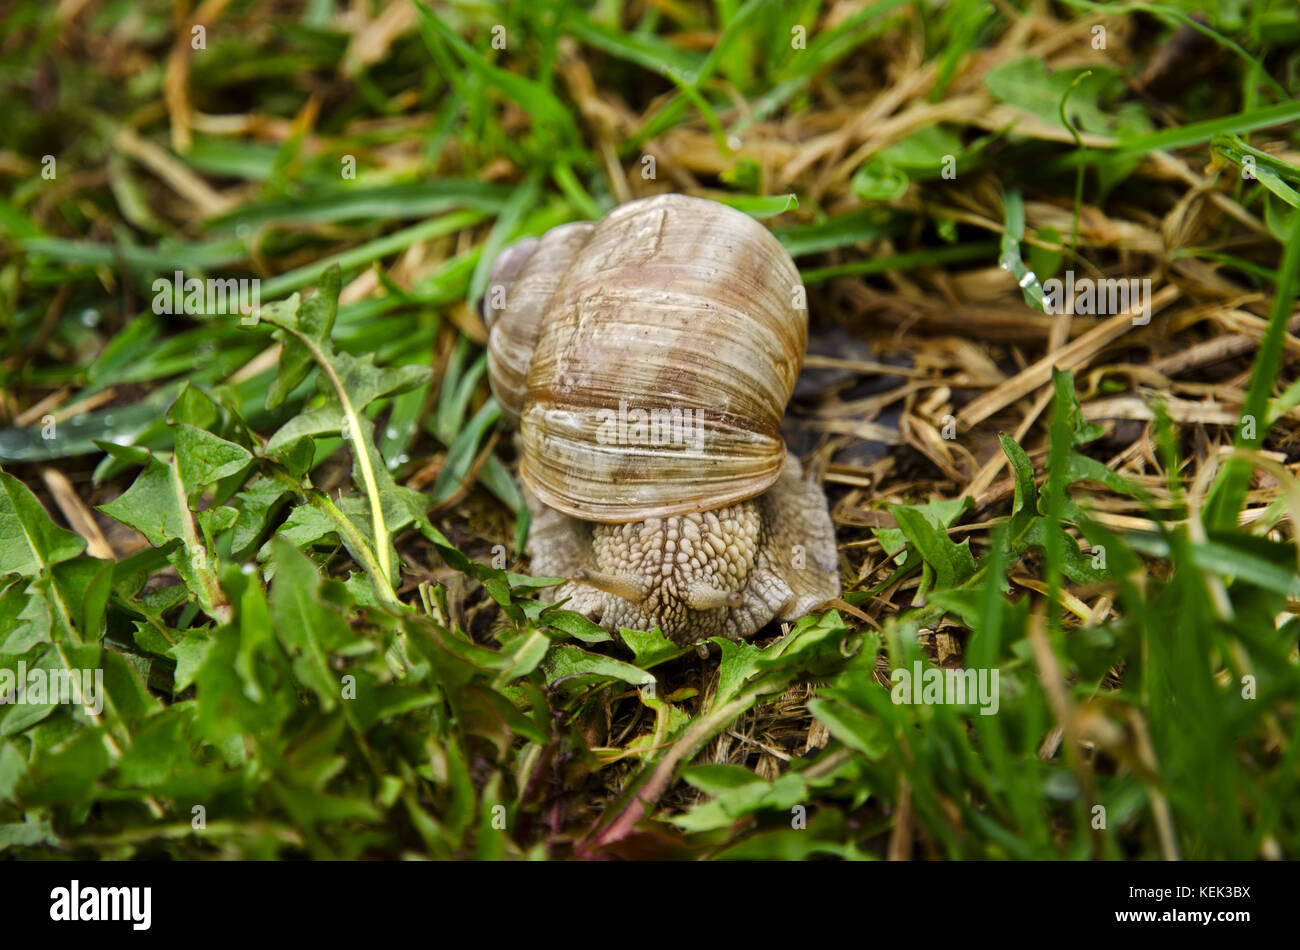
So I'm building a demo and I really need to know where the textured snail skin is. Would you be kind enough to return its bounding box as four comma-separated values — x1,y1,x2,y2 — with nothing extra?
484,194,841,645
523,452,840,645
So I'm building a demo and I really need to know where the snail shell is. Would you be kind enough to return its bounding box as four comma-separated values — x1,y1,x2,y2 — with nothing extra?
483,193,839,644
484,193,805,523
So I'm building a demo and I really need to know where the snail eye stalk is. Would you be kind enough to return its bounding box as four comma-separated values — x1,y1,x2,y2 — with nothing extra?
684,581,742,611
571,569,649,603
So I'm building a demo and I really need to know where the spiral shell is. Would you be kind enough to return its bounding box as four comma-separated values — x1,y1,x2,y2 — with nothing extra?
485,194,806,523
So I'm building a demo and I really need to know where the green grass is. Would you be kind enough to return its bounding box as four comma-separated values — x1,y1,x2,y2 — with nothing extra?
0,0,1298,859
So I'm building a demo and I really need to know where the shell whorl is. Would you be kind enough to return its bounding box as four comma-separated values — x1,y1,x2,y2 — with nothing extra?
485,193,806,523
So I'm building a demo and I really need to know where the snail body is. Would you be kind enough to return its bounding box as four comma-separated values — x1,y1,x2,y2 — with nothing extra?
484,194,839,645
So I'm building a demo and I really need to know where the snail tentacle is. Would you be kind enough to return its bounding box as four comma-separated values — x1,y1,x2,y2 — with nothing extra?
571,569,649,604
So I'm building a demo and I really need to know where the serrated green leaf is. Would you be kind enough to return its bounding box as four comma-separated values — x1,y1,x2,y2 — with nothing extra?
0,471,86,579
173,424,254,499
620,627,683,666
542,644,654,689
51,556,113,641
0,817,57,851
266,352,430,453
269,539,351,711
18,725,111,804
999,434,1039,518
97,453,225,618
891,505,975,589
265,283,330,408
116,705,194,788
713,636,766,706
0,647,63,736
165,382,223,430
670,772,807,832
168,633,214,693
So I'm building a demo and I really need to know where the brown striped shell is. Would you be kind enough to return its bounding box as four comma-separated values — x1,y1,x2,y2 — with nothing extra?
484,194,806,523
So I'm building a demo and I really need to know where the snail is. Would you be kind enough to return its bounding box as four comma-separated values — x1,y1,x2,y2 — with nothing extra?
482,193,840,646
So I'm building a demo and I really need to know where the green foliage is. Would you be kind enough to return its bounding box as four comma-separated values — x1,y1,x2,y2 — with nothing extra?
658,371,1300,860
0,0,1297,863
0,271,638,858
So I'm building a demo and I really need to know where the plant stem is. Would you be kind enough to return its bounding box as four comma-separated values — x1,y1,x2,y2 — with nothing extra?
268,468,402,611
290,332,395,590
